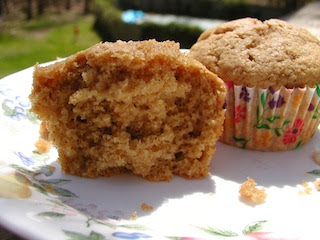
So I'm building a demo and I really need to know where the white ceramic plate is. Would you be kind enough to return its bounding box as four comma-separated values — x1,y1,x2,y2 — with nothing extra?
0,63,320,240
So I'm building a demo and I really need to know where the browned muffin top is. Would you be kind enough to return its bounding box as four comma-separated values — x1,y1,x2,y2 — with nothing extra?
190,18,320,88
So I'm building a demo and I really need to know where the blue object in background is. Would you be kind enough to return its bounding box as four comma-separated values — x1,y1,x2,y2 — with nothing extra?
121,10,145,24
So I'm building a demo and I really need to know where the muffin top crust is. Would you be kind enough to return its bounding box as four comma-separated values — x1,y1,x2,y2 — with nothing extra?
190,18,320,88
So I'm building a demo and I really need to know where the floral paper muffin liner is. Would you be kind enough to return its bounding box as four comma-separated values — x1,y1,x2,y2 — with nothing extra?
220,82,320,151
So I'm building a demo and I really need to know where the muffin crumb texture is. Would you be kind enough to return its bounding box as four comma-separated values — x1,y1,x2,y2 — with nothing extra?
239,177,267,204
39,122,50,139
30,40,226,181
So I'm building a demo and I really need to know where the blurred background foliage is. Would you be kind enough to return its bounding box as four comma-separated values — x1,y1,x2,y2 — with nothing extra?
0,0,315,78
0,0,99,78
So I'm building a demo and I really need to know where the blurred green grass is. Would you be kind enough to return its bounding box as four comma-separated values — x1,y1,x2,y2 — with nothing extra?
0,15,101,79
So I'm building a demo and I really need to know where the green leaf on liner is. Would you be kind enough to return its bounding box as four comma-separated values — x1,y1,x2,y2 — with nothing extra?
37,211,65,218
295,140,303,149
38,179,71,186
256,107,260,120
312,108,318,120
316,84,320,98
197,226,238,237
233,136,247,142
282,120,290,127
63,230,105,240
306,170,320,176
267,116,280,123
260,92,265,108
241,141,249,149
2,102,17,116
256,124,270,129
53,186,78,198
274,128,281,137
242,220,267,235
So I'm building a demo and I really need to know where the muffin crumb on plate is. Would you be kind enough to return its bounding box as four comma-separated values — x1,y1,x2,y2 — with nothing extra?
313,179,320,191
239,177,267,204
34,138,52,154
141,203,153,211
299,181,313,195
130,212,138,220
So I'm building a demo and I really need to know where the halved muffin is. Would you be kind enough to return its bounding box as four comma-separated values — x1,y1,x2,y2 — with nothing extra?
30,40,226,181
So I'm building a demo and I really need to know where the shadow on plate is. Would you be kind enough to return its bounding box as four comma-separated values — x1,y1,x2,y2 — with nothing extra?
54,164,215,220
51,130,319,221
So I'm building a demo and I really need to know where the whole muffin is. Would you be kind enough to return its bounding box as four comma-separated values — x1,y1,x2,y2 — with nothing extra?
190,18,320,151
30,40,226,181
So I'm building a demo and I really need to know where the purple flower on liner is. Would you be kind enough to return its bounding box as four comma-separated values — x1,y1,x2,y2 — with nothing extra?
268,87,276,94
239,87,250,102
276,96,286,108
308,103,315,111
268,96,286,109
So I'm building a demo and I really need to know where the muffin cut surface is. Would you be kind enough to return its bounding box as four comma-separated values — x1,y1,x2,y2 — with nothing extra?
30,40,226,181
